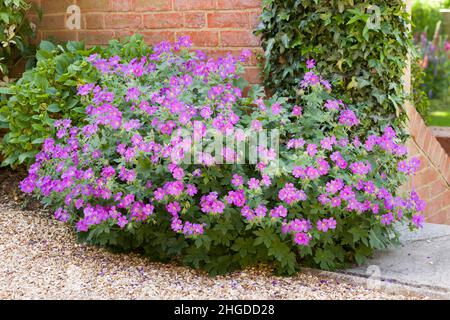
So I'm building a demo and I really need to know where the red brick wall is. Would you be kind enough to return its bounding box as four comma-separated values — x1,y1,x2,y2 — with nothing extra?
29,1,450,224
29,0,263,84
405,105,450,224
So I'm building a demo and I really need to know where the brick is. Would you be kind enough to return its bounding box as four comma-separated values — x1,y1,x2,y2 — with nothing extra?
143,13,184,29
216,0,261,9
42,30,77,42
443,158,450,184
78,30,115,44
115,30,134,40
441,190,450,207
83,13,105,30
142,31,175,44
184,12,206,28
249,11,262,29
406,139,420,157
430,140,444,168
423,130,434,156
417,154,428,171
409,116,421,139
109,0,134,11
427,210,448,224
178,31,219,47
423,199,441,218
243,67,262,84
415,122,428,149
105,14,142,29
429,179,448,197
220,30,260,47
424,191,450,220
27,0,41,6
41,0,75,14
38,14,66,30
78,0,109,12
207,12,249,28
437,152,448,173
413,168,439,188
134,0,172,11
174,0,215,10
415,185,431,201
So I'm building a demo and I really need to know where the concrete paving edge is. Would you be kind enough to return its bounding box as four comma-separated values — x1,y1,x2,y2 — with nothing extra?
302,267,450,300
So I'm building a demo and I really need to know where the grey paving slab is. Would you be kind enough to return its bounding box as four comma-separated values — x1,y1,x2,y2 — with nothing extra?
343,223,450,296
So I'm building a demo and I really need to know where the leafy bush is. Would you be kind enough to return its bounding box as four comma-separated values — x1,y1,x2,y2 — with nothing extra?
411,50,431,120
0,34,152,167
20,37,426,275
0,0,39,77
255,0,412,136
412,0,447,39
415,34,450,101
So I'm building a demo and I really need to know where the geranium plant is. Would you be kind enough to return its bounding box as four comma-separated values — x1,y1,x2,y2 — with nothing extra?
20,36,425,275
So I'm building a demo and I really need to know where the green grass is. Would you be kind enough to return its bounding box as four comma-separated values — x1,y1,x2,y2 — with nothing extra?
426,99,450,127
428,110,450,126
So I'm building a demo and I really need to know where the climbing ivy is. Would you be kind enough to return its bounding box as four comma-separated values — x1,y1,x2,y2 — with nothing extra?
256,0,412,137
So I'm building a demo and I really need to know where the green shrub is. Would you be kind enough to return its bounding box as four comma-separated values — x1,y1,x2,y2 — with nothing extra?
255,0,412,137
21,37,425,275
411,51,430,120
412,0,447,39
0,0,39,78
0,34,152,167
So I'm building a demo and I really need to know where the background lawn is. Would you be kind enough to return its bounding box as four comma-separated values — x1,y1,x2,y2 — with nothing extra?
427,99,450,127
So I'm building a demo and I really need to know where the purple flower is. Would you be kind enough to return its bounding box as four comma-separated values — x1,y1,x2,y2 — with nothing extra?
200,192,225,214
294,233,311,246
231,174,244,187
254,205,267,218
186,184,198,196
338,109,360,127
125,87,140,102
278,183,307,205
101,166,115,179
117,216,128,228
251,120,263,132
306,144,317,157
326,179,344,194
226,189,246,207
20,178,35,193
306,59,316,69
412,214,425,228
317,218,336,232
166,201,181,216
248,178,260,190
270,205,287,218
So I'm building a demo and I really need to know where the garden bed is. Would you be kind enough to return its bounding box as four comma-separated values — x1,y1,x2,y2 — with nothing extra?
0,169,424,300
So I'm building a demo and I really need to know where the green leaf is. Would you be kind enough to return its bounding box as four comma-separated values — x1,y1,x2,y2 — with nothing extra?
47,104,61,112
39,40,56,52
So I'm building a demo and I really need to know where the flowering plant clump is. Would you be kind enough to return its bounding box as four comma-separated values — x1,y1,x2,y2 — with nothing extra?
21,36,425,275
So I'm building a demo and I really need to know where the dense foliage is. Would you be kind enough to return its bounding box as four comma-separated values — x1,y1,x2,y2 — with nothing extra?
411,51,431,119
0,35,151,167
412,0,449,39
21,37,425,275
0,0,38,78
414,33,450,102
411,1,450,126
255,0,412,136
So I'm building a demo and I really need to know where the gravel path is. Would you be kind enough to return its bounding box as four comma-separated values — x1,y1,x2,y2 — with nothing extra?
0,202,424,300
